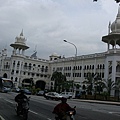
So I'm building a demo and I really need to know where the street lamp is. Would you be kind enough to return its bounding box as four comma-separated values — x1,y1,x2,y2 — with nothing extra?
63,40,77,57
63,39,77,93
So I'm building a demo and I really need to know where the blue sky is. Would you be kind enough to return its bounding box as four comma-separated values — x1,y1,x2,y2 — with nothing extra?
0,0,119,59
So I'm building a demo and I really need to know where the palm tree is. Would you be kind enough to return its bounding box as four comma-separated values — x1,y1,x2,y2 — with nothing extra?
51,71,66,92
83,72,104,95
62,81,74,92
83,72,94,95
114,80,120,100
100,79,115,96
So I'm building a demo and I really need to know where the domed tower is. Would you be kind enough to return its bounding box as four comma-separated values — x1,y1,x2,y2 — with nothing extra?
10,30,29,55
102,5,120,53
102,5,120,97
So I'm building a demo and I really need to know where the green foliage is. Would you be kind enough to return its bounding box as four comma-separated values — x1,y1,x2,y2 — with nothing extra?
51,71,67,92
102,79,115,96
83,72,94,94
62,81,74,91
36,88,41,92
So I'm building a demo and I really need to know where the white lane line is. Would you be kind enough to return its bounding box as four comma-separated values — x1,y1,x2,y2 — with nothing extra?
3,98,53,120
29,110,52,120
0,115,5,120
4,99,13,104
109,112,120,114
109,112,120,116
29,110,38,115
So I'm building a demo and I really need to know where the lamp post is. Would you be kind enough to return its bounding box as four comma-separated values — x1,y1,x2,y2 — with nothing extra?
63,40,77,93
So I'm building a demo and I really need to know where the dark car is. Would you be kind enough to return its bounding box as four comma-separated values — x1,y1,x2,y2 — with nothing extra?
44,92,63,100
24,89,32,95
36,90,44,96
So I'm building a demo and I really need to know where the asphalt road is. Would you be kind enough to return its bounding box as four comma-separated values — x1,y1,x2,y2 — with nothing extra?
0,92,120,120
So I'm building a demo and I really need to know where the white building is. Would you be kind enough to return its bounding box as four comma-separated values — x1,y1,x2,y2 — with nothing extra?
0,6,120,96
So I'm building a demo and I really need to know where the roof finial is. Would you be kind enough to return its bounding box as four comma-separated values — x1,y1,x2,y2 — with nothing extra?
108,21,111,34
34,45,37,52
20,29,23,36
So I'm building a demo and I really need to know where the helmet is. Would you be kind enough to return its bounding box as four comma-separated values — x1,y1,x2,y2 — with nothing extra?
20,89,24,94
61,97,67,103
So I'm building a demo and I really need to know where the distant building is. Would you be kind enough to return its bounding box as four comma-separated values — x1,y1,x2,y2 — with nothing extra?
0,6,120,96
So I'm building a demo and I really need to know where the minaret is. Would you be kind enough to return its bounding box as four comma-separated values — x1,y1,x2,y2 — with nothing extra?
10,30,29,55
102,5,120,96
102,5,120,53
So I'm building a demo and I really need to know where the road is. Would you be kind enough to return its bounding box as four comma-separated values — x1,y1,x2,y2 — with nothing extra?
0,92,120,120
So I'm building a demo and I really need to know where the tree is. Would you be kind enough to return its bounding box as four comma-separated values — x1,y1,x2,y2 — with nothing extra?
99,79,115,96
114,80,120,100
83,72,94,95
51,71,66,92
62,81,74,92
83,72,104,95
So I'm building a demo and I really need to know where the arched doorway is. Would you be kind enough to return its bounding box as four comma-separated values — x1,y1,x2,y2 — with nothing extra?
35,80,46,90
3,73,7,78
22,78,34,88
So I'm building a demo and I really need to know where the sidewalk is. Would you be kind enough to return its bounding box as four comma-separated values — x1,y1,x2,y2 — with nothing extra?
71,99,120,106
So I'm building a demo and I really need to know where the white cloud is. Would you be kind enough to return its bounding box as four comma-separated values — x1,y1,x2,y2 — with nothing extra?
0,0,119,59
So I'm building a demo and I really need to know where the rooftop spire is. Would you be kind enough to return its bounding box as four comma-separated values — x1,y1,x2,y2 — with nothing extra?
20,29,23,36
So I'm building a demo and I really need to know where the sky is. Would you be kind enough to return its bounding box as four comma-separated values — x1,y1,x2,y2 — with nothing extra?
0,0,119,59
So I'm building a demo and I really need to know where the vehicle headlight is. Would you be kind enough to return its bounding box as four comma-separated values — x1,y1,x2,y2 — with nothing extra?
69,111,73,115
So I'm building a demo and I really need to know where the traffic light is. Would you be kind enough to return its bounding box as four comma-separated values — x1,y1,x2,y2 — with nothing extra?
93,0,97,1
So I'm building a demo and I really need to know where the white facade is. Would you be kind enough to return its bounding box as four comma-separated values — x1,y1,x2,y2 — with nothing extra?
0,7,120,96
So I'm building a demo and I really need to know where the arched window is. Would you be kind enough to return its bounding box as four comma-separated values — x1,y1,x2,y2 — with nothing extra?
15,77,17,82
92,65,94,69
87,65,89,70
80,66,82,70
103,64,105,69
100,64,102,69
97,64,99,69
90,65,91,69
116,65,120,72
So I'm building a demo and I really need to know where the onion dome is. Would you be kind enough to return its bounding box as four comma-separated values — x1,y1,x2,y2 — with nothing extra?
10,30,29,50
111,5,120,33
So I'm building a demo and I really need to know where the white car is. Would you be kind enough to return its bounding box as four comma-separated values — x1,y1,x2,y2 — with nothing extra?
44,92,63,100
60,92,74,99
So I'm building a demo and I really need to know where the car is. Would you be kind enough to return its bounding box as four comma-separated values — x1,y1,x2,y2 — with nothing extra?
60,92,74,99
12,88,20,93
44,92,63,100
36,90,45,96
23,89,32,95
1,87,11,93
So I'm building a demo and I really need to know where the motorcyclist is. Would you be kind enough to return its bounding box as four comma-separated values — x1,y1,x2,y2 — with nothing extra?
15,89,28,113
52,97,75,120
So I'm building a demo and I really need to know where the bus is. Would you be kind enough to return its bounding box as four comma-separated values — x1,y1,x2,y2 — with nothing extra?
0,77,13,93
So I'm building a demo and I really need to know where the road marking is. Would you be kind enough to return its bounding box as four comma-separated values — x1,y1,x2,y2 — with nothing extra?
29,110,38,115
4,99,13,104
3,97,53,120
109,112,120,116
29,110,52,120
109,112,120,114
0,115,5,120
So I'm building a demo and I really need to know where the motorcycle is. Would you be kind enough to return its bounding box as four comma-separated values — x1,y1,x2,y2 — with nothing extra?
15,97,30,120
54,106,76,120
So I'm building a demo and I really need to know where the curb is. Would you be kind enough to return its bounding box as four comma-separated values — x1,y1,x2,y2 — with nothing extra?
71,99,120,106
